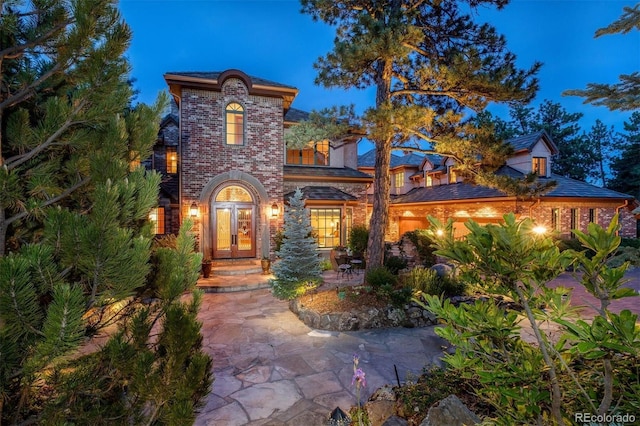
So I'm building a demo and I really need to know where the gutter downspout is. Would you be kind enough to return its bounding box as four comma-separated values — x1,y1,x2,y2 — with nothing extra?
529,198,541,219
169,89,182,227
615,199,629,236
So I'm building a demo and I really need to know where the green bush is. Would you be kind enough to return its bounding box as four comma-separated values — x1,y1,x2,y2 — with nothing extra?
607,246,640,268
384,255,408,274
348,225,369,255
402,230,437,266
404,267,466,297
366,266,398,289
621,237,640,249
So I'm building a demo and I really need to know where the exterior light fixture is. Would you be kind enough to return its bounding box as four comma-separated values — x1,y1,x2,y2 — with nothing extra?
148,209,157,222
190,202,198,218
271,202,279,218
533,225,547,235
435,229,444,237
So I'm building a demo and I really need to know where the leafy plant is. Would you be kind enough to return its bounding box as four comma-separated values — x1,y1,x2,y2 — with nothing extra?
348,225,369,255
383,255,408,275
402,230,437,266
404,267,466,297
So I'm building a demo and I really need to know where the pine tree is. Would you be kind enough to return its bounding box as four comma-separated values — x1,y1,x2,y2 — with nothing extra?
0,1,212,422
584,119,616,187
270,188,322,300
609,112,640,198
564,4,640,111
300,0,540,270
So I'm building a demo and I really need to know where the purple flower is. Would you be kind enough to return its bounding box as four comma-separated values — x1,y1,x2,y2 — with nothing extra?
352,368,366,389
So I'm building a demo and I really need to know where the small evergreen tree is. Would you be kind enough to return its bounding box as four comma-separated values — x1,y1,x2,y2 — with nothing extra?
609,112,640,198
270,188,322,299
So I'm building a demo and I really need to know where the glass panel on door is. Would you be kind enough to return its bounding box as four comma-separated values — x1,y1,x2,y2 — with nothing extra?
216,208,231,251
237,208,252,251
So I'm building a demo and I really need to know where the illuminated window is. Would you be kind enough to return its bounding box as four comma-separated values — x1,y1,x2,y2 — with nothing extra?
310,208,341,248
448,166,457,184
589,208,597,224
129,151,140,171
532,157,547,177
166,147,177,174
286,140,330,165
215,185,253,202
225,102,245,145
551,208,560,231
345,207,353,247
425,174,433,187
394,172,404,190
149,207,165,235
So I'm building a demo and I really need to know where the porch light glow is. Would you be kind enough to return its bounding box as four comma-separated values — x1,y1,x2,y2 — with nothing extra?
190,202,199,218
148,210,157,222
271,202,279,218
435,229,444,237
533,225,547,235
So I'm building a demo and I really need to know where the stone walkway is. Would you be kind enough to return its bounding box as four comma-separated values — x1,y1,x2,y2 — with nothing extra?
193,268,639,425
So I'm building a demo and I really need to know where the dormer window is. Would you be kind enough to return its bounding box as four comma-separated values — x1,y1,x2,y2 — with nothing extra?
286,140,329,165
425,174,433,187
394,171,405,191
225,102,245,145
447,166,457,184
532,157,547,177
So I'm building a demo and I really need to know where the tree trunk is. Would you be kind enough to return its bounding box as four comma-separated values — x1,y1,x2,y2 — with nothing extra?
366,139,392,270
366,57,394,271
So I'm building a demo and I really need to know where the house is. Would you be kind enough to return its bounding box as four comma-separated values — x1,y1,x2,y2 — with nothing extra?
146,69,372,261
146,69,637,263
357,131,638,240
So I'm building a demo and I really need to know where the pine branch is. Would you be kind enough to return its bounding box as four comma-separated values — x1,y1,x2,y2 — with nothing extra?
0,20,71,61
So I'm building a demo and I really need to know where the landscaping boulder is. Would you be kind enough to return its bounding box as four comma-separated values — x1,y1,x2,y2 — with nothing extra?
420,394,480,426
364,400,396,426
429,263,454,278
382,416,409,426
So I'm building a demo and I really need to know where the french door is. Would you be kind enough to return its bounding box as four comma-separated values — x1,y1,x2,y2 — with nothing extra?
213,204,255,259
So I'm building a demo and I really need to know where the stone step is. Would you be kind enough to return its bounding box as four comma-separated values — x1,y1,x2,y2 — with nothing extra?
212,265,263,276
197,272,272,293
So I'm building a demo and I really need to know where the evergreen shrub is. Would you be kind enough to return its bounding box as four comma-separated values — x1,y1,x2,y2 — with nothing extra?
404,267,466,297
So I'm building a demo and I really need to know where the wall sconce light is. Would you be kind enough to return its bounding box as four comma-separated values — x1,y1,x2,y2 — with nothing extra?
271,202,279,218
190,202,198,218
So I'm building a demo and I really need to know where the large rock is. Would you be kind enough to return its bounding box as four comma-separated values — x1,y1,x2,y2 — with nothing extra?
364,400,396,426
429,263,454,278
420,394,480,426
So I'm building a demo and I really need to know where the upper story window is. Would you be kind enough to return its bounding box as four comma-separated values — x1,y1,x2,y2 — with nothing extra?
447,166,457,184
394,171,405,190
166,147,177,174
286,140,330,166
532,157,547,177
425,174,433,187
225,102,245,145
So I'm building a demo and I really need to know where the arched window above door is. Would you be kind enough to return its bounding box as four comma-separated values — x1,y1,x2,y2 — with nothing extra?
215,185,253,202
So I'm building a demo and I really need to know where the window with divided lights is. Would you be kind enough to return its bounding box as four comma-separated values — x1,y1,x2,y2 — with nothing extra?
225,102,245,145
149,207,165,235
570,208,579,237
310,208,341,249
166,147,177,174
532,157,547,177
551,208,560,231
589,208,597,224
286,140,329,165
394,172,404,190
447,166,457,184
425,174,433,187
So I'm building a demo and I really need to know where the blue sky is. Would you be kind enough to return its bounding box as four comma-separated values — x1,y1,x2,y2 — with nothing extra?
120,0,638,151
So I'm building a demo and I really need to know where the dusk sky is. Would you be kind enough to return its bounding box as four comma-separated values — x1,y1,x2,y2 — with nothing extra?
119,0,638,153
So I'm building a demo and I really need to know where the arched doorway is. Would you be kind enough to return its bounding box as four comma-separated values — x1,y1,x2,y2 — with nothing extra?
212,185,256,259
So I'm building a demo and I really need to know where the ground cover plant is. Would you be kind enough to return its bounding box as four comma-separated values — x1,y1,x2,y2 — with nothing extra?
418,213,639,425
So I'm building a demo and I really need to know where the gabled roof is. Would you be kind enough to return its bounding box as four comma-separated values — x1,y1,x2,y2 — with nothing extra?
392,166,634,205
284,165,372,181
285,186,358,202
506,130,559,155
164,69,299,110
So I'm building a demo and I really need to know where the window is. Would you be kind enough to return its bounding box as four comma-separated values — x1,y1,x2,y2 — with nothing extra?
589,208,597,224
166,147,177,174
129,151,140,171
425,174,433,187
532,157,547,177
286,140,330,165
149,207,165,235
570,208,579,236
225,102,245,145
394,172,404,190
345,207,353,248
551,208,560,231
310,208,341,248
448,166,457,184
